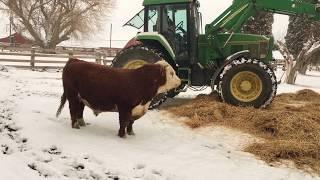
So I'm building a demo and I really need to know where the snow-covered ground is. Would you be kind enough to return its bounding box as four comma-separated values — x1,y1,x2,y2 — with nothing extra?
0,66,320,180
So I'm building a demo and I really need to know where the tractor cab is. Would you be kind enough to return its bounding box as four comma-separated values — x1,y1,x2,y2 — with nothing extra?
124,0,201,67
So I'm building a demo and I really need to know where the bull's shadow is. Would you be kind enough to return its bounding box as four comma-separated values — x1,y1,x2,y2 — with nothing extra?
159,97,193,109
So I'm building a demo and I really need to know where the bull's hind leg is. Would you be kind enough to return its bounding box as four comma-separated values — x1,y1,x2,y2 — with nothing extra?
127,120,135,136
68,96,83,129
77,102,86,127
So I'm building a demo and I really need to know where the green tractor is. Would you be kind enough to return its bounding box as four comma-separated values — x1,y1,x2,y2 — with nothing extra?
112,0,320,108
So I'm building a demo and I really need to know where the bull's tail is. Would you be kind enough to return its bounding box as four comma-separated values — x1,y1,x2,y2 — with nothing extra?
56,92,67,117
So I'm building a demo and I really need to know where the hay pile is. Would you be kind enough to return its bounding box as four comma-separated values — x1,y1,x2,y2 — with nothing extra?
165,89,320,174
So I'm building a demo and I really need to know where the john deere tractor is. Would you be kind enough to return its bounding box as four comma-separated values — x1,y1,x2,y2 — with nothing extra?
112,0,320,108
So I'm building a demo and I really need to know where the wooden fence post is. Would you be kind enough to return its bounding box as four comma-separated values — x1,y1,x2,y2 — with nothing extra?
102,54,107,65
30,47,35,69
95,52,102,64
68,52,74,59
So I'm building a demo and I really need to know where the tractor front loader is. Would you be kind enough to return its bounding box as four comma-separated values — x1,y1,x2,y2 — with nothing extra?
112,0,320,108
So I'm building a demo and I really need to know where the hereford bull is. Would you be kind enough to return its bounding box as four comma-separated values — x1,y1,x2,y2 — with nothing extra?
56,58,181,138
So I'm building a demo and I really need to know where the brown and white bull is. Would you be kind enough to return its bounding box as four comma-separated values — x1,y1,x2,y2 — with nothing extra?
56,58,181,138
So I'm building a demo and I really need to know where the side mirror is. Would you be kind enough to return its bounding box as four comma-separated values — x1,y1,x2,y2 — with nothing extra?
196,1,200,8
316,4,320,12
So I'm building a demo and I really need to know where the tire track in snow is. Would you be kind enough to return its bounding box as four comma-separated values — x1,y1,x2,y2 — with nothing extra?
0,75,123,179
0,79,29,155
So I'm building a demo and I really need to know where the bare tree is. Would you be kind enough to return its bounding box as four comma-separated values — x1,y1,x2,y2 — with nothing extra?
278,39,320,84
277,41,295,83
0,0,113,49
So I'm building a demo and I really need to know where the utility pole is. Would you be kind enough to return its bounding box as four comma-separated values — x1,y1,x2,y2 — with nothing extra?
9,11,13,46
109,23,112,48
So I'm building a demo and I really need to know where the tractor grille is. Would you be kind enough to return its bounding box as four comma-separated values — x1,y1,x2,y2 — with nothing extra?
248,42,269,59
260,42,269,59
248,44,259,59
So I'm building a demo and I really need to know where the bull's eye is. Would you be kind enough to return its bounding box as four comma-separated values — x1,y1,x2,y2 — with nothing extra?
170,71,174,76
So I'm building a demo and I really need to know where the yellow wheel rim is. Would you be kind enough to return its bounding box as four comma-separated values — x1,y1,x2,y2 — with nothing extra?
123,60,147,69
230,71,263,102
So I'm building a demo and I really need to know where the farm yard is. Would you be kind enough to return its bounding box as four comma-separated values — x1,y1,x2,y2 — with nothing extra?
0,63,320,180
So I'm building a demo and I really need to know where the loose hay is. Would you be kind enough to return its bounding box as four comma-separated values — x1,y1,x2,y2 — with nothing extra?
165,89,320,174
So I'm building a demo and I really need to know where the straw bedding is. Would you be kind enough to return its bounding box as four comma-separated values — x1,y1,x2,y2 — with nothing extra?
165,89,320,174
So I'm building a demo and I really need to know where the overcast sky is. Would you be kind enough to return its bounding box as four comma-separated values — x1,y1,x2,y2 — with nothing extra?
0,0,289,48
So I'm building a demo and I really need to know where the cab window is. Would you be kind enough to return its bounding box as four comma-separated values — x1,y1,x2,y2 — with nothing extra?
123,9,145,29
162,4,188,56
145,6,160,32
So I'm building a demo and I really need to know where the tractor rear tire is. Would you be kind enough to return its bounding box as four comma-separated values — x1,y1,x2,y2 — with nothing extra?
218,58,277,108
112,45,168,109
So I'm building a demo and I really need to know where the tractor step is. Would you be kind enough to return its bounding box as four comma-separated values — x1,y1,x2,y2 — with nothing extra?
176,85,188,92
178,67,191,85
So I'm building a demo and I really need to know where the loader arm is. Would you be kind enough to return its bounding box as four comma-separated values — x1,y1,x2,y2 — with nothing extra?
205,0,320,36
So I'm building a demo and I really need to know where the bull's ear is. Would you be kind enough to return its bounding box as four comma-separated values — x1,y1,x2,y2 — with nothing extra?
159,65,166,77
153,66,165,85
156,60,170,68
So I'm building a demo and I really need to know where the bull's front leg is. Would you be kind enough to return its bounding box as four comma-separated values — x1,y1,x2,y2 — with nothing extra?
118,107,131,138
127,120,135,136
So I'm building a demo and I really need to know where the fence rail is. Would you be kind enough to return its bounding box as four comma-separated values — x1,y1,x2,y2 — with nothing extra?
0,46,121,69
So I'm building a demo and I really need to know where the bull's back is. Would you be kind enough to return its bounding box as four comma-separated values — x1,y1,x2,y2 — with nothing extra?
63,58,122,84
62,59,135,104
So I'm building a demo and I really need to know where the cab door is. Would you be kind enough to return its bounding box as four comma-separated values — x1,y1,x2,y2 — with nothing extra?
161,4,189,64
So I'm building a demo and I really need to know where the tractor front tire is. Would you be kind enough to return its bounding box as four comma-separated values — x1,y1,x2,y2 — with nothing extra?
218,58,277,108
112,45,168,109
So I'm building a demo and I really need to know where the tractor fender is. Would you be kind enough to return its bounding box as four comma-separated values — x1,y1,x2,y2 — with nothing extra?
211,50,250,86
123,38,142,49
120,34,177,70
136,32,176,60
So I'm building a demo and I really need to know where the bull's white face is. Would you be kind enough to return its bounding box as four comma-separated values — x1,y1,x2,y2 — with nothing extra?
156,60,181,94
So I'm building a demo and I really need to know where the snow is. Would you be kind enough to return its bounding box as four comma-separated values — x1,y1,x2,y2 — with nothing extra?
272,50,284,60
275,70,320,94
0,66,320,180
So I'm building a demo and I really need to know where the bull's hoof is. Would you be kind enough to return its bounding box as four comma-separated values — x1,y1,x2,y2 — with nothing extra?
93,111,100,116
72,122,80,129
118,132,127,138
127,131,135,136
77,118,86,127
72,125,80,129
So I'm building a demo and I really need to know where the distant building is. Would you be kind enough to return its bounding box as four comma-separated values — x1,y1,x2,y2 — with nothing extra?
0,33,34,47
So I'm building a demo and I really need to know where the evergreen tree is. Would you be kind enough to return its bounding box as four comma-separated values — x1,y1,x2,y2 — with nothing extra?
283,0,320,81
285,0,320,58
242,12,274,36
285,16,312,58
